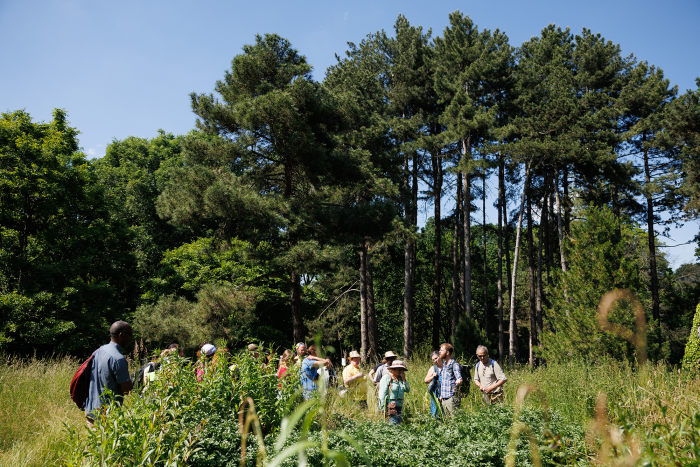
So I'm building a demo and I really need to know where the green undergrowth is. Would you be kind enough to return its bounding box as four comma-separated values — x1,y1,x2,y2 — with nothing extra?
2,352,700,466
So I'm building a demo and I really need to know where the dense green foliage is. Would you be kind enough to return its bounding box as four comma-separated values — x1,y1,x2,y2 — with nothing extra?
1,12,699,367
682,303,700,373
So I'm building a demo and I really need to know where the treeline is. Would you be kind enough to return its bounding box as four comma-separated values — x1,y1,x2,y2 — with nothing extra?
1,12,699,365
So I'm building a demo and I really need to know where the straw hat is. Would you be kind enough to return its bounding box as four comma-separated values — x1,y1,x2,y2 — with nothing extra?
248,343,259,352
384,351,398,359
348,350,361,359
388,360,408,371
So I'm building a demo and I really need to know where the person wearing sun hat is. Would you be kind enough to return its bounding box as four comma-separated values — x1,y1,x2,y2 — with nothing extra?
372,350,398,386
377,359,410,425
342,350,368,408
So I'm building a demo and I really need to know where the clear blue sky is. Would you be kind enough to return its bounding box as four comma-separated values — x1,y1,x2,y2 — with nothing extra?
2,0,699,265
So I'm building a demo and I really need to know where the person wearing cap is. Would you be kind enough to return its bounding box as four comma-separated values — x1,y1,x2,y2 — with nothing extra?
473,345,507,404
377,360,410,425
196,343,217,381
84,321,133,428
342,351,368,409
372,351,398,386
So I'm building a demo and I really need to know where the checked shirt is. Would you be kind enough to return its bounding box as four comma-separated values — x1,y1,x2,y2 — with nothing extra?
438,358,461,400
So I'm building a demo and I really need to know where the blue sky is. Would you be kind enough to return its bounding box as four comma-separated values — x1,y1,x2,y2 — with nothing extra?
2,0,699,265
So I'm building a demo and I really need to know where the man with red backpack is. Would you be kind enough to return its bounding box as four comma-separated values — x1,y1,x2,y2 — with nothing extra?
84,321,134,427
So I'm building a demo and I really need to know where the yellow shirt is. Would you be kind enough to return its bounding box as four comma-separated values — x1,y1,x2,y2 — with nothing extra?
342,364,367,401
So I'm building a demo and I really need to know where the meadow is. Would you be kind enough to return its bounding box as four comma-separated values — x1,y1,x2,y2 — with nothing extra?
1,352,698,466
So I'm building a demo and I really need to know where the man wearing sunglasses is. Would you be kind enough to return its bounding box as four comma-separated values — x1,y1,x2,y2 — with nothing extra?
473,345,507,404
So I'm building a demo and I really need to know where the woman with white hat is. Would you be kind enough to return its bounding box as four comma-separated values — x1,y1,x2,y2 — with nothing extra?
342,350,368,408
377,360,410,424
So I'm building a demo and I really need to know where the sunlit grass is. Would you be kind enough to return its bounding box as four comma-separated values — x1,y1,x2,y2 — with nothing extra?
0,355,85,467
1,353,698,466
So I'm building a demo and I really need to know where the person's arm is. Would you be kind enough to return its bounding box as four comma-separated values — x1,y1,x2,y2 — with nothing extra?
113,357,132,394
424,367,435,383
344,370,364,386
453,361,463,386
484,378,506,393
403,379,410,393
473,363,483,390
377,375,389,406
485,362,508,393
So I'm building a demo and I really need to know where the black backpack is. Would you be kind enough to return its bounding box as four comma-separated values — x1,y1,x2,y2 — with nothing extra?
447,360,472,398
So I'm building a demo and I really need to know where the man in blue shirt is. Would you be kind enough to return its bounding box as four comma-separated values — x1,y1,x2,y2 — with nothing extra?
84,321,133,427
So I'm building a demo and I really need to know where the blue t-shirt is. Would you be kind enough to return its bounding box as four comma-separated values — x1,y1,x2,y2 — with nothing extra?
300,357,319,399
85,342,131,418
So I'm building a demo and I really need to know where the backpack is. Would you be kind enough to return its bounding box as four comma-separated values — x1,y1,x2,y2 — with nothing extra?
69,355,94,410
134,362,160,391
447,360,472,398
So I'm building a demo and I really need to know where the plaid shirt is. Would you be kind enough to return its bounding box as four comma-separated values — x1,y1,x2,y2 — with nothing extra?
439,358,461,399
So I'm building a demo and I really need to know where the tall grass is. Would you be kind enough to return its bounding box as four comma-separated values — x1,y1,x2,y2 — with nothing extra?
1,352,698,466
0,355,85,467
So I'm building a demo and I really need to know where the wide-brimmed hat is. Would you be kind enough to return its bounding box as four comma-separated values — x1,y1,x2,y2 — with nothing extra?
388,360,408,371
348,350,361,359
248,343,259,352
384,351,398,359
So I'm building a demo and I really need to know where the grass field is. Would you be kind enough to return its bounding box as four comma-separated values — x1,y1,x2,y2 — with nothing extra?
1,353,698,466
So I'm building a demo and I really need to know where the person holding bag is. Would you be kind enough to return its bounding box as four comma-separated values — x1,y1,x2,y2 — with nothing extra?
378,360,410,425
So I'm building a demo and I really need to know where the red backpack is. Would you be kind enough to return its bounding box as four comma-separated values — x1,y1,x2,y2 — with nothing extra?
69,355,94,409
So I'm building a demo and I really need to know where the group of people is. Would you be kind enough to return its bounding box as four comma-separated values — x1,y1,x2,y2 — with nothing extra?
82,321,507,428
289,341,508,425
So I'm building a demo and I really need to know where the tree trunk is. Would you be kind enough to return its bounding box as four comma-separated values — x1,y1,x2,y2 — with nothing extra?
365,245,378,360
452,172,462,341
546,184,554,287
432,146,443,349
497,155,504,363
403,148,416,359
526,181,537,368
509,159,532,366
482,168,489,335
291,269,304,344
554,168,568,272
536,199,544,348
360,248,369,362
563,165,570,236
643,131,661,321
462,137,473,320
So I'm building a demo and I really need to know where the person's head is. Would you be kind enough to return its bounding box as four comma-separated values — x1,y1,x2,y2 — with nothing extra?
430,350,442,366
167,343,184,358
476,345,489,362
439,343,454,360
296,343,306,356
280,349,292,367
109,321,133,347
382,350,398,364
349,350,361,367
248,343,259,359
388,359,408,377
199,343,216,360
307,345,317,357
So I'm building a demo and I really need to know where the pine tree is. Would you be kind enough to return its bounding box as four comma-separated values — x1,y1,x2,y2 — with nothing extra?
539,206,644,362
160,34,395,344
619,62,679,322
